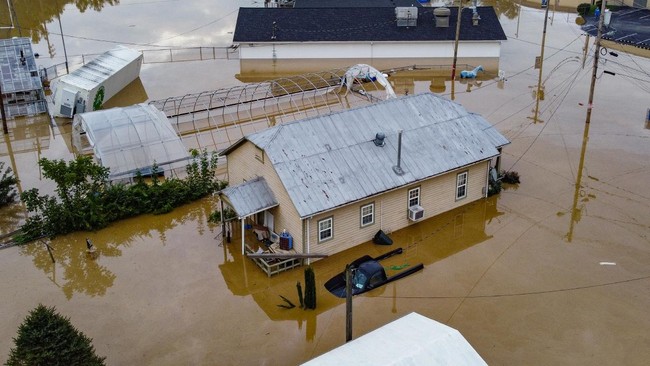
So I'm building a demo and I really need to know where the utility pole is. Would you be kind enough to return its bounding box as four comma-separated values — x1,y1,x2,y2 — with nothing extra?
0,82,8,134
533,3,551,124
585,0,607,124
55,1,69,74
450,1,464,82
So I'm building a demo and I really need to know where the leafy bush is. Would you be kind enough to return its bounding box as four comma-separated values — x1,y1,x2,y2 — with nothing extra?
208,207,236,223
501,170,521,184
6,304,105,366
16,150,226,243
577,3,591,15
0,161,18,207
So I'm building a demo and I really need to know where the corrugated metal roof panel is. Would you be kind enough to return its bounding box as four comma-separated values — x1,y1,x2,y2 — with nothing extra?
60,45,142,91
221,177,279,218
245,93,509,218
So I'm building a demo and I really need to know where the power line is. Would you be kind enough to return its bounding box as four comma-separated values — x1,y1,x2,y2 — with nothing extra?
374,274,650,300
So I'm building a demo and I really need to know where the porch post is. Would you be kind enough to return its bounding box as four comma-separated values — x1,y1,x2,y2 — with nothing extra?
220,199,225,239
241,216,245,255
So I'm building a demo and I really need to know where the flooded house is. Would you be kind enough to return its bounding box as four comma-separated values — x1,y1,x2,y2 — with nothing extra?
232,4,507,79
218,92,509,273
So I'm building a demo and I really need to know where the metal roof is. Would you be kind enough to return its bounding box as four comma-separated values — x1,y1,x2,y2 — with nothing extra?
230,93,509,218
220,177,279,218
0,37,47,117
59,45,142,92
233,7,507,43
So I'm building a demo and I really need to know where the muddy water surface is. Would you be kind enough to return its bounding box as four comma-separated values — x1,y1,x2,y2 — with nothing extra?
1,1,650,365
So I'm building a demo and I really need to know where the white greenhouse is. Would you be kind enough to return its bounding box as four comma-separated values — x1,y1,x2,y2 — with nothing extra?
72,104,191,182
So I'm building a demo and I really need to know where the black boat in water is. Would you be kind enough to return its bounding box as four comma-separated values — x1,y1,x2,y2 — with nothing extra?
324,247,424,298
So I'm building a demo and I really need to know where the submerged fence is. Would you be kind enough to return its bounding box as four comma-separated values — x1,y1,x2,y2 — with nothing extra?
39,46,239,82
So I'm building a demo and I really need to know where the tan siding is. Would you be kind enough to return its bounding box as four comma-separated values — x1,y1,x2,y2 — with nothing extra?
226,141,303,252
307,161,489,257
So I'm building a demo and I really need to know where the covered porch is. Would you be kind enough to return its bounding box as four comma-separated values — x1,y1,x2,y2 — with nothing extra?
218,177,302,276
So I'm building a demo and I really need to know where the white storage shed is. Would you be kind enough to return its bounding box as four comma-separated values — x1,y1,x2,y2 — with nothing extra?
53,45,143,118
72,104,191,182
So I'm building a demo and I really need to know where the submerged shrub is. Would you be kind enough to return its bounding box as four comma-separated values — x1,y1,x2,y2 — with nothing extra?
501,170,521,184
0,162,19,207
16,150,226,243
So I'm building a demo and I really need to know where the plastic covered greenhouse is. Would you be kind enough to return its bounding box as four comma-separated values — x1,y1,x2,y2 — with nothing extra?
72,104,191,182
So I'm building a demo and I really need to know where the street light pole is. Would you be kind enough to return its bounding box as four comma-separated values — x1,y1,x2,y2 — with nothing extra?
585,0,607,124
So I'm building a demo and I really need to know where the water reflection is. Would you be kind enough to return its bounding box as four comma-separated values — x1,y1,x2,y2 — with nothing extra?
0,1,119,43
18,198,215,299
565,120,591,242
219,196,503,340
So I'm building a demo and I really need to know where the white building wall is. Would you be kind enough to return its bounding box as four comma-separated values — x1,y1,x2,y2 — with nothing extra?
239,41,501,60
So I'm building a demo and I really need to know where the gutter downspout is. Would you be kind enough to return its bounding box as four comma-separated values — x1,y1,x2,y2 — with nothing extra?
306,217,312,265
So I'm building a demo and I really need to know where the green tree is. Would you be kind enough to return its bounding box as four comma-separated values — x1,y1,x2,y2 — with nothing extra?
0,162,18,207
6,304,105,366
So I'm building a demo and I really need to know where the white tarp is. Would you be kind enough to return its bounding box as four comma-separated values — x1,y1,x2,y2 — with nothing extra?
302,312,487,366
72,104,190,180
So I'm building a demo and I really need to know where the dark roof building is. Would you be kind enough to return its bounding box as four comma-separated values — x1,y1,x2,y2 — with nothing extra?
233,6,507,43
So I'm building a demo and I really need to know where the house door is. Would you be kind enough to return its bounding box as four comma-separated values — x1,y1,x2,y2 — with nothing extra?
264,211,274,232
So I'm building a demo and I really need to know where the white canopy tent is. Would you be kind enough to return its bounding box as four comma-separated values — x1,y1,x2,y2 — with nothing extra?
302,312,487,365
72,104,191,182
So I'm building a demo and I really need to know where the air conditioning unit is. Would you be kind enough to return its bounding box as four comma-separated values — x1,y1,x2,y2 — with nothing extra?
408,205,424,221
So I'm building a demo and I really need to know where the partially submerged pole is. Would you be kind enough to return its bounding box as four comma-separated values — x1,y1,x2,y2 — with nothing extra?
345,264,353,342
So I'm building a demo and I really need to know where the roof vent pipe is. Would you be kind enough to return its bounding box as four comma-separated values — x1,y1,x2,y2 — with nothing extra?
373,132,386,147
393,130,405,176
433,7,450,28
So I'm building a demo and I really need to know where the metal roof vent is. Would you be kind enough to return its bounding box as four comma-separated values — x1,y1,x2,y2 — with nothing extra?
373,132,386,147
434,7,450,28
396,7,418,27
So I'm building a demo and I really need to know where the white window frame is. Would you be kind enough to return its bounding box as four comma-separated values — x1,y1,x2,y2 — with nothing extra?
456,171,468,200
408,187,420,207
360,203,375,227
318,217,333,243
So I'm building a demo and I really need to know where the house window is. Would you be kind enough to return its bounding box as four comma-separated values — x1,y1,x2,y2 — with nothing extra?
318,217,333,242
456,171,468,200
360,203,375,227
255,146,264,163
408,187,420,207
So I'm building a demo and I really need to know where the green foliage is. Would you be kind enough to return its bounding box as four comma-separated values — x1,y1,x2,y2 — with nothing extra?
208,207,236,224
17,150,225,243
304,266,317,310
488,179,502,196
6,304,105,366
577,3,591,16
0,162,18,207
500,170,521,184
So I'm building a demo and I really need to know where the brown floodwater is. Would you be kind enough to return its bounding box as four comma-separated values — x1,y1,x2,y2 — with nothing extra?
1,1,650,365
